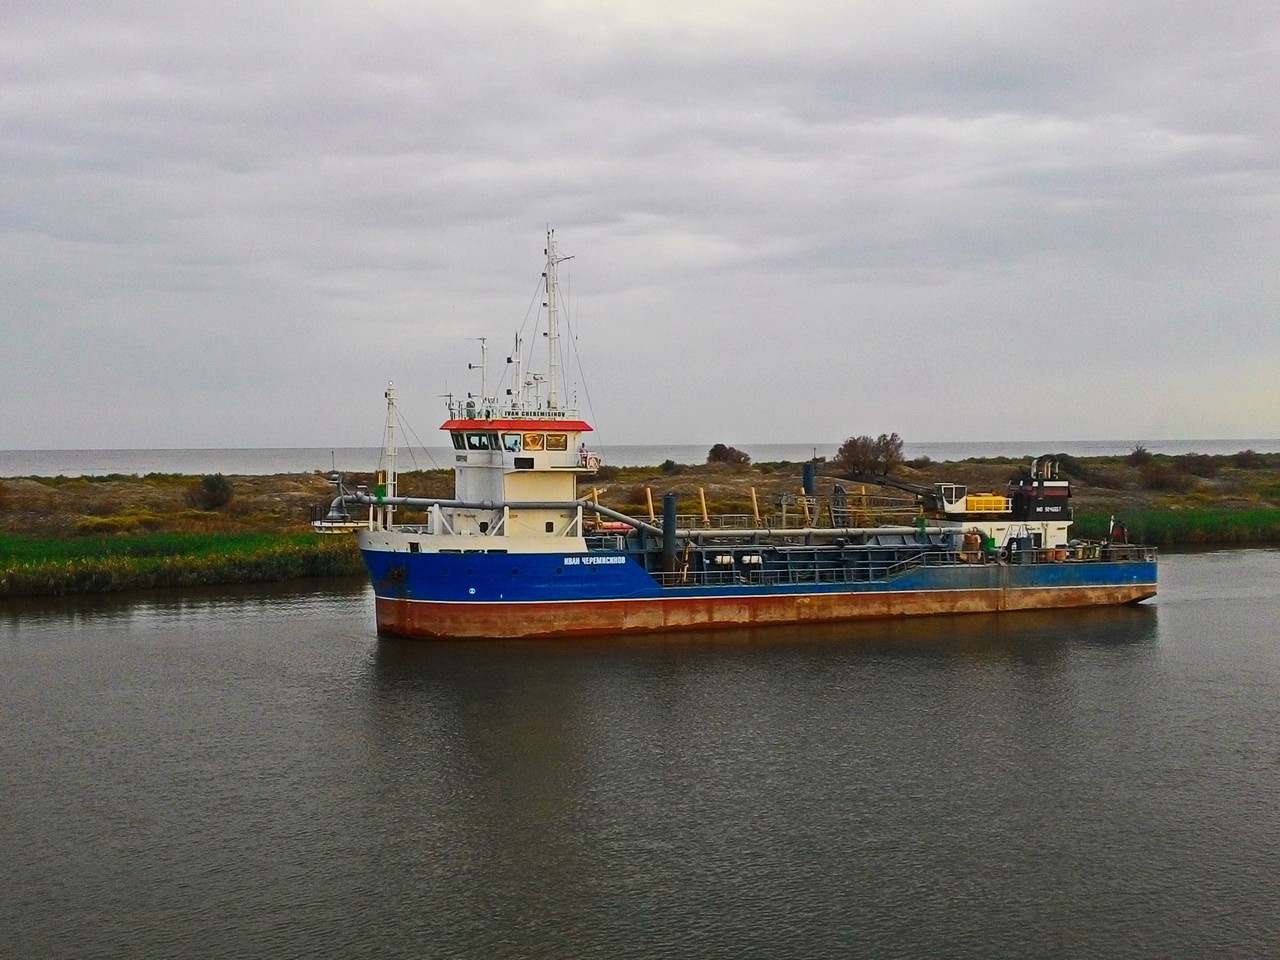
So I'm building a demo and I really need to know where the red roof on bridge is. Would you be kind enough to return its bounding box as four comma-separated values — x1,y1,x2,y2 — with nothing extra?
441,419,594,433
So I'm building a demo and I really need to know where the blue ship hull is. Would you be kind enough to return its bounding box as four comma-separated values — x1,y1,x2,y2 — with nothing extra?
363,549,1158,639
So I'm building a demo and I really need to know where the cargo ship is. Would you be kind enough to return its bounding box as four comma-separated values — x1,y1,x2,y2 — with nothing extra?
318,232,1157,639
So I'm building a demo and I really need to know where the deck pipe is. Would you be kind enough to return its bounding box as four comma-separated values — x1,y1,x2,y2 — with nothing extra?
802,461,817,496
662,493,678,573
327,494,959,542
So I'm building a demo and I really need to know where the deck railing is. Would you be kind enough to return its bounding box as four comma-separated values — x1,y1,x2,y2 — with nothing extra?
649,544,1156,589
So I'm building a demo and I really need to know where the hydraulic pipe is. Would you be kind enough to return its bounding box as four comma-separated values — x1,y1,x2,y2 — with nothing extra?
326,495,953,541
662,493,678,573
670,525,956,540
802,462,817,495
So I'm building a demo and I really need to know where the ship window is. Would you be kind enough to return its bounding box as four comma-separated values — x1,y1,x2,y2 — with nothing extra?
545,521,555,533
502,433,522,452
546,433,568,451
523,433,545,451
451,433,465,450
479,521,489,533
408,542,420,553
466,433,492,450
514,456,534,469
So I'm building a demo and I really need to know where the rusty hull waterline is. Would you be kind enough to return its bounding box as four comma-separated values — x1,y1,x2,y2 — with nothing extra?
373,583,1158,640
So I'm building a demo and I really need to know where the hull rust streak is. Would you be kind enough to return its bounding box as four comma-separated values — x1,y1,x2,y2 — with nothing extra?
375,583,1158,639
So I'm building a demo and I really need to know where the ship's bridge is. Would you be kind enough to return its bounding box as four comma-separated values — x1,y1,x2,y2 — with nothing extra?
442,414,599,509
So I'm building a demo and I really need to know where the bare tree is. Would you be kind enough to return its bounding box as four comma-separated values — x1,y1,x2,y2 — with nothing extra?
835,433,903,477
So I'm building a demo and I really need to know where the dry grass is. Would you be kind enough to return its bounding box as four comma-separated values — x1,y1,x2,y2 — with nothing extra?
3,457,1280,544
0,473,335,537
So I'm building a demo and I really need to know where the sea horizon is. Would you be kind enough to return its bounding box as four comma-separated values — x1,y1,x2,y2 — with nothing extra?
3,438,1279,478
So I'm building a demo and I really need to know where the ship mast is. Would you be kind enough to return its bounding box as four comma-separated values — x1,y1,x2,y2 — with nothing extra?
508,332,523,411
468,337,488,408
379,381,397,527
544,229,573,411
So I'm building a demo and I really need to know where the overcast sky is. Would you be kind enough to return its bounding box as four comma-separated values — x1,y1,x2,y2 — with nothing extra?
3,0,1277,451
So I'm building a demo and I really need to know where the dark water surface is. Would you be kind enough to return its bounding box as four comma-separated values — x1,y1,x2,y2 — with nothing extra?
3,551,1279,959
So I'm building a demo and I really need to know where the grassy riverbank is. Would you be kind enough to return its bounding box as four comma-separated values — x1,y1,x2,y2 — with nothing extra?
3,451,1280,597
1072,508,1280,546
0,532,363,598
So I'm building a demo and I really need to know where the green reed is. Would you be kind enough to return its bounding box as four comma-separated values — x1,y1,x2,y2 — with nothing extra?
1074,509,1280,546
0,532,364,597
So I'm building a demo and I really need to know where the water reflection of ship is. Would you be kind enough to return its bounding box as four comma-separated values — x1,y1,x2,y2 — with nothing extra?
362,606,1164,796
363,637,607,933
355,605,1163,949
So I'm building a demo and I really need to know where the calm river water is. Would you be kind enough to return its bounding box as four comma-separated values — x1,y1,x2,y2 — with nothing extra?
3,550,1279,959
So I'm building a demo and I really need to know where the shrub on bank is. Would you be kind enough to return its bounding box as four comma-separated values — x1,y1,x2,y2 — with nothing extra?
1127,445,1153,466
186,474,234,510
707,444,751,465
835,433,904,477
1233,449,1264,469
75,509,167,534
1039,452,1115,488
1175,453,1220,477
1138,461,1195,493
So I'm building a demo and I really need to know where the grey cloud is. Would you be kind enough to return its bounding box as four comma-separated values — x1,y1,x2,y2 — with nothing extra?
1,0,1276,448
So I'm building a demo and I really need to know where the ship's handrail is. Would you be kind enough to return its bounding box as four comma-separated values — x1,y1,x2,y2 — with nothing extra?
649,544,1156,589
653,558,938,589
487,405,582,420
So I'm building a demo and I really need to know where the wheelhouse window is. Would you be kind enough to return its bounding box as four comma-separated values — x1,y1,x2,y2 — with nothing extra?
502,433,522,452
466,433,499,451
545,433,568,451
451,433,465,450
522,433,545,451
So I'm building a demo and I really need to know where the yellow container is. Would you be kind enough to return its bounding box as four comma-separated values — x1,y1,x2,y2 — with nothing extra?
964,495,1010,513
